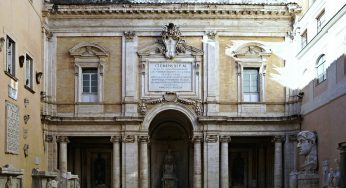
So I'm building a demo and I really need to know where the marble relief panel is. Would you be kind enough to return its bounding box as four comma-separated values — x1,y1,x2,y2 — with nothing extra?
5,101,20,154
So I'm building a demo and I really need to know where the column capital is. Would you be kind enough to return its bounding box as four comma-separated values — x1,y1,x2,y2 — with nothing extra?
272,135,285,143
219,135,231,143
110,135,122,143
205,135,218,143
123,135,136,143
192,135,203,143
45,135,54,143
206,31,217,40
56,136,69,143
124,31,136,41
138,135,150,143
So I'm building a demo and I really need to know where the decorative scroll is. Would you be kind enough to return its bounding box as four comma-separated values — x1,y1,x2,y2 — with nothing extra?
123,135,136,143
5,101,20,154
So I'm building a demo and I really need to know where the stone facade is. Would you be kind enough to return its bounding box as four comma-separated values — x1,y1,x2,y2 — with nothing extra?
2,0,345,188
41,1,302,188
0,0,50,187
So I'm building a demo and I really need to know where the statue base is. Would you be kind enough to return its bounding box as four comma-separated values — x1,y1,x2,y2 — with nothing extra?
297,173,319,188
162,174,177,188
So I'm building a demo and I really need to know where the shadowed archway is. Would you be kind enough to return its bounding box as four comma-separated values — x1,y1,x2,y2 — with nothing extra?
149,110,193,188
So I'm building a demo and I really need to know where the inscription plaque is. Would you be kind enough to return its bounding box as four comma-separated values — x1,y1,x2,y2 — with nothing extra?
149,62,192,92
5,101,20,154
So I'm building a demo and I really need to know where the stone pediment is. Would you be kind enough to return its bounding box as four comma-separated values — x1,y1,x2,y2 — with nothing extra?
138,23,203,58
69,42,109,57
137,42,203,58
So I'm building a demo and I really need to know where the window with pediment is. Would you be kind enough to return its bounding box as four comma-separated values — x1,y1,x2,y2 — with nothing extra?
69,42,109,103
231,43,271,103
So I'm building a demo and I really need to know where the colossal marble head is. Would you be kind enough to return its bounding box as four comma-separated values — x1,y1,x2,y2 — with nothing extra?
297,131,316,156
297,131,317,172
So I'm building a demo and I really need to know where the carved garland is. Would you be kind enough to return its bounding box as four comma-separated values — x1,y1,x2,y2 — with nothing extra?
138,92,203,116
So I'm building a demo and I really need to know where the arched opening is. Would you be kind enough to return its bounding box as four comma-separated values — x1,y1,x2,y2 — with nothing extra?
149,110,193,188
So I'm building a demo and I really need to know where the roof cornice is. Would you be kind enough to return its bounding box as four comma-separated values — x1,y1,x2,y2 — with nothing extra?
43,3,301,17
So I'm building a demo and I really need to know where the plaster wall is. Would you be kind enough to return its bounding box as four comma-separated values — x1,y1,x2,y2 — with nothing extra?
0,0,46,187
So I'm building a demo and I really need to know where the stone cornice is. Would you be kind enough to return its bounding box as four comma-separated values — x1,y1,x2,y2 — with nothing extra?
41,115,143,125
198,115,302,123
44,3,301,17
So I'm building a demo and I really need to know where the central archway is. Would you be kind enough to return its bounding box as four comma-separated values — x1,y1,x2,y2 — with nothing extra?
149,110,193,188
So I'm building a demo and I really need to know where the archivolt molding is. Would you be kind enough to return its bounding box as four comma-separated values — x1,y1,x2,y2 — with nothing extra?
138,92,203,116
141,99,199,131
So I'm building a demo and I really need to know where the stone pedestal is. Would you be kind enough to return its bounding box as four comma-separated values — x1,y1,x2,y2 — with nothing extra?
31,168,58,188
0,164,24,188
67,174,80,188
162,175,177,188
297,173,319,188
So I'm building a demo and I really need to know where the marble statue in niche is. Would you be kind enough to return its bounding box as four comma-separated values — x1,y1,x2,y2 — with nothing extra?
162,149,177,188
297,130,317,172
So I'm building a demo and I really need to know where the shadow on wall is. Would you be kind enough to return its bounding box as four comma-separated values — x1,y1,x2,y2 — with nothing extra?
301,54,346,106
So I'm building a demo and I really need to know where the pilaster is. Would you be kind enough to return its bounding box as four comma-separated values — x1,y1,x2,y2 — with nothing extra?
122,135,138,188
204,134,219,188
203,31,219,115
122,31,138,116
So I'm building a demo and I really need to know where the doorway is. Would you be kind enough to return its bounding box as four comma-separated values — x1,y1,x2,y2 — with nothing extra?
229,137,275,188
67,137,112,188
